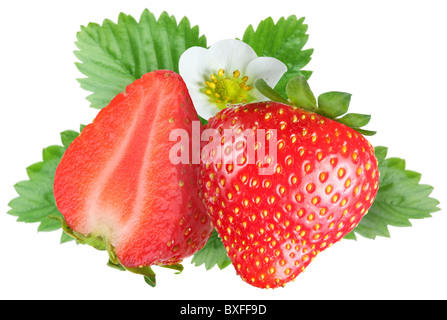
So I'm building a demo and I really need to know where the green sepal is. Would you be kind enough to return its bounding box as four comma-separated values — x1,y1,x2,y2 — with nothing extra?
47,215,106,251
255,79,290,104
273,76,376,135
48,215,183,287
256,76,376,135
144,275,157,287
286,75,317,111
125,265,157,287
337,113,371,128
160,263,184,274
106,259,126,271
353,128,377,136
317,91,351,118
105,241,181,288
124,263,184,287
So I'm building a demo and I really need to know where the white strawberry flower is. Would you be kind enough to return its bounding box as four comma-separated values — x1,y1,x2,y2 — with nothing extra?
179,39,287,120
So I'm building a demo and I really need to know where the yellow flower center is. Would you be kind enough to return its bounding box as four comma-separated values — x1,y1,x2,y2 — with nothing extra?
202,69,256,110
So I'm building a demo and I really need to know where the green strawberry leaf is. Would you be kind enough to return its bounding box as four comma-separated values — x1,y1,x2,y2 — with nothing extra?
75,9,207,109
345,146,441,240
191,230,231,270
242,15,313,98
374,145,389,161
8,128,81,243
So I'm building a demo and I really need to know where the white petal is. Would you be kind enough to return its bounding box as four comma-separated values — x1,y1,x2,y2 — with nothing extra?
208,39,258,74
189,90,221,120
245,57,287,87
179,46,210,86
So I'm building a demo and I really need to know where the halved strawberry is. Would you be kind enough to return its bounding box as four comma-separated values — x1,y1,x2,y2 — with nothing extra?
199,101,379,288
54,70,213,284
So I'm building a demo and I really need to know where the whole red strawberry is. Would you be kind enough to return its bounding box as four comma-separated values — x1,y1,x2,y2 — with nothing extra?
199,101,379,288
54,70,213,285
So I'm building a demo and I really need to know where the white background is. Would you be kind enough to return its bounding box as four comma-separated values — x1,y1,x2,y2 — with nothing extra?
1,0,446,300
